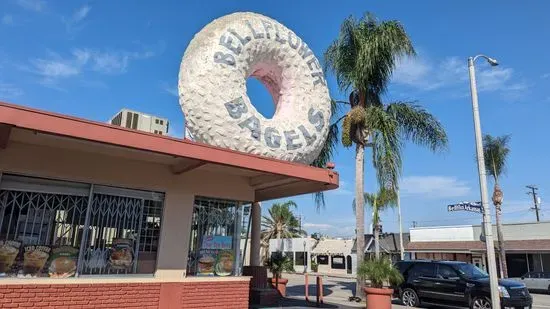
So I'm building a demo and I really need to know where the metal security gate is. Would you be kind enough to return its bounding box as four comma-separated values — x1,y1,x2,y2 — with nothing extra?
186,197,242,276
80,193,144,275
0,173,164,277
0,190,88,247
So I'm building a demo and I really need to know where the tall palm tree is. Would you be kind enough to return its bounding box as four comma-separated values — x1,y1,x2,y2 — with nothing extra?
483,134,511,278
261,201,305,254
321,13,448,296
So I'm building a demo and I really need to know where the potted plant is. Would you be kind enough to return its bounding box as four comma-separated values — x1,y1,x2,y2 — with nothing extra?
357,258,403,309
266,251,294,296
311,260,318,273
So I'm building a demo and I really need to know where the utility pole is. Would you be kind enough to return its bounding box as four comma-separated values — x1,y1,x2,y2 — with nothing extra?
297,214,304,233
526,185,541,222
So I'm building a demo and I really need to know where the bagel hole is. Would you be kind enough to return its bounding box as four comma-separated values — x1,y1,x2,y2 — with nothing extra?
246,77,276,119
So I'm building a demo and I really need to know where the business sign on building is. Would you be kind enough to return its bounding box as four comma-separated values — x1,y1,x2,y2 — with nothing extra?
179,12,331,164
447,202,483,214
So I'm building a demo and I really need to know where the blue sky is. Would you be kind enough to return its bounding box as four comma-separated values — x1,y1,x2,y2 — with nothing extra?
1,0,549,237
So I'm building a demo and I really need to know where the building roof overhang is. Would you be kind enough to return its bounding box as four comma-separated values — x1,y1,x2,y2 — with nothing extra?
0,101,339,201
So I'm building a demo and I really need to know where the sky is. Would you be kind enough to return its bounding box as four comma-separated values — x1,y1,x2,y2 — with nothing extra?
1,0,550,238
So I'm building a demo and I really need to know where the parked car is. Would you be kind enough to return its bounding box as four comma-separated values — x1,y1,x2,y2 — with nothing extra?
394,260,533,309
511,272,550,294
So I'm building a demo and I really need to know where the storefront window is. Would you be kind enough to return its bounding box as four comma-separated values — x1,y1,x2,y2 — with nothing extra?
186,197,242,277
317,255,328,265
0,174,164,278
331,255,345,269
295,252,307,266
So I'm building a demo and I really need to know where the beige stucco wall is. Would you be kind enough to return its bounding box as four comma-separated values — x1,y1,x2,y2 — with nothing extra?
0,140,255,280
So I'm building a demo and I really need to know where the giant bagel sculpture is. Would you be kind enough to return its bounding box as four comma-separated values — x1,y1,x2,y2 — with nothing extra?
179,12,331,164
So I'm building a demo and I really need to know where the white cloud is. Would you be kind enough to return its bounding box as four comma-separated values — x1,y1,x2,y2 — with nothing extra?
392,55,528,99
329,180,353,196
161,82,178,97
16,0,45,12
89,51,130,74
303,223,334,230
23,46,160,86
541,73,550,79
63,5,91,34
400,175,471,199
2,15,14,25
0,82,24,99
392,56,441,90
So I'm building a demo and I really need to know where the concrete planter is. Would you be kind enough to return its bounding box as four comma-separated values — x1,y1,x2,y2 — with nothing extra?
269,277,289,296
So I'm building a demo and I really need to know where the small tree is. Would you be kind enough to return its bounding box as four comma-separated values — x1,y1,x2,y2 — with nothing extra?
267,251,295,289
357,258,403,289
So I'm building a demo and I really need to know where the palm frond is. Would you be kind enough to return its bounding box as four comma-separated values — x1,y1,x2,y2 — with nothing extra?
364,105,402,187
483,134,511,181
354,14,415,95
312,120,340,210
386,102,448,152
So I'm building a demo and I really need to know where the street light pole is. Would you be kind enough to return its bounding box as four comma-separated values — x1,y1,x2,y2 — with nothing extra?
468,55,501,309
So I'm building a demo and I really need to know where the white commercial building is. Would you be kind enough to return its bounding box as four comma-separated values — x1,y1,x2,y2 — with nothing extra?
268,238,315,273
407,221,550,278
312,239,355,275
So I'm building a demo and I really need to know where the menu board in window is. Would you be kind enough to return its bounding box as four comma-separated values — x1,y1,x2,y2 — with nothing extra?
198,236,234,276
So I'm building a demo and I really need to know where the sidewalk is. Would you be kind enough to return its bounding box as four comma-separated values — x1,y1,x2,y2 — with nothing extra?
286,271,357,280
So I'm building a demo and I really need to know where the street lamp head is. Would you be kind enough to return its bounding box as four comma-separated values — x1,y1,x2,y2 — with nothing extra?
486,57,499,66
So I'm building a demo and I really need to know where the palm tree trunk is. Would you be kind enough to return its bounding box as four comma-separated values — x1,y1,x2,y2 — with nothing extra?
277,229,284,252
374,222,380,260
355,143,365,297
495,203,508,278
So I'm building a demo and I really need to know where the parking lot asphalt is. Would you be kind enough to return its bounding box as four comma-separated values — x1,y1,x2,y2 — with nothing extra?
279,273,550,309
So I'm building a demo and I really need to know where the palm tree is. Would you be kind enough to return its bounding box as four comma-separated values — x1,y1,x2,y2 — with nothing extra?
353,186,397,259
261,201,305,255
364,187,398,259
320,13,448,296
483,134,511,278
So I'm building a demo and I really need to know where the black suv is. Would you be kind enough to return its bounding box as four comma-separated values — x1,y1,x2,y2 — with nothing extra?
394,260,532,309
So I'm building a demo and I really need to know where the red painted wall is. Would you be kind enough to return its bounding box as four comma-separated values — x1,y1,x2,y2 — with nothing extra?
0,280,250,309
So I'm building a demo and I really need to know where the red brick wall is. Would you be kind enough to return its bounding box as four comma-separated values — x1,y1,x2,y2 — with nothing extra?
0,283,161,309
0,280,250,309
180,280,250,309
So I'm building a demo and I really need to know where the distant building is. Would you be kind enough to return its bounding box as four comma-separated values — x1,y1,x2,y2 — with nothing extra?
352,232,410,263
109,109,169,135
406,221,550,277
268,238,315,273
312,238,355,275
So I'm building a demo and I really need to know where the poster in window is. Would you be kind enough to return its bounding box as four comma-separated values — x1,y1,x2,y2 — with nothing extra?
198,236,233,276
109,238,133,270
197,251,216,275
0,240,21,275
48,246,79,278
23,245,51,276
201,236,232,250
214,250,234,276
